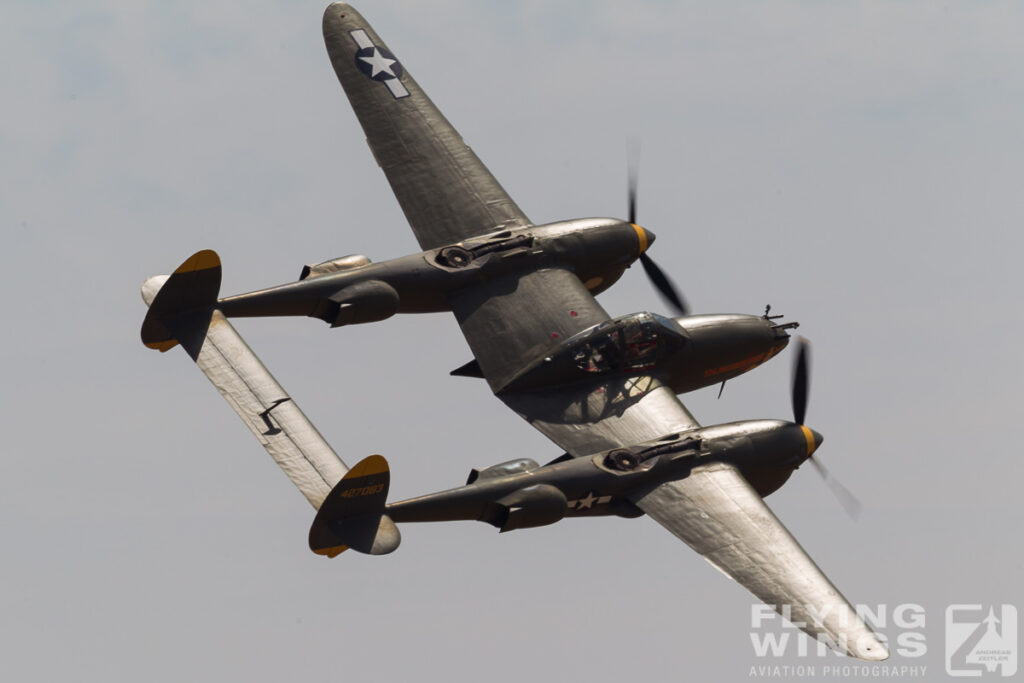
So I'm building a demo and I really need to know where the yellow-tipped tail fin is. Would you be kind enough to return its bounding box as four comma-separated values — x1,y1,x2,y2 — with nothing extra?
140,250,221,354
309,455,400,556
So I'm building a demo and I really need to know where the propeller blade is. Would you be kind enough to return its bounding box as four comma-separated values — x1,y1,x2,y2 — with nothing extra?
788,338,859,518
625,143,690,317
791,337,810,426
640,253,689,316
810,456,863,520
627,140,640,225
627,165,638,225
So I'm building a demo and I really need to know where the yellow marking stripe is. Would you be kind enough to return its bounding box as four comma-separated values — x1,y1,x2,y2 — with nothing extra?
632,224,648,254
345,454,389,478
800,425,815,456
173,249,220,274
313,545,348,558
145,339,179,352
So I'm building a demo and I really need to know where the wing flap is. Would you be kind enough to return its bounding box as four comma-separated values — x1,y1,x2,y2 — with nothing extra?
142,276,349,509
631,463,889,661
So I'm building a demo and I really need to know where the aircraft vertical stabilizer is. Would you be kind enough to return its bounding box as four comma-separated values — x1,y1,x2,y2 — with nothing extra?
308,454,400,556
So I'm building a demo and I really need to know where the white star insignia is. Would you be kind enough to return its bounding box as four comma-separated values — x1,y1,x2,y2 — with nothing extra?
577,492,598,510
359,48,397,78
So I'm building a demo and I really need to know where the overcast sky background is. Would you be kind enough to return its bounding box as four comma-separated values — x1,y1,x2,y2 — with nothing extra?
2,1,1022,681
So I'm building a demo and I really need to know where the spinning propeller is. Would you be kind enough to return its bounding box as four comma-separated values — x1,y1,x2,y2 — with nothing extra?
628,161,690,316
790,338,863,520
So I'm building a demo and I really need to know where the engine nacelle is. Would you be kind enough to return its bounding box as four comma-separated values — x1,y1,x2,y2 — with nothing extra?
696,419,821,498
310,280,400,327
300,254,372,280
486,484,567,532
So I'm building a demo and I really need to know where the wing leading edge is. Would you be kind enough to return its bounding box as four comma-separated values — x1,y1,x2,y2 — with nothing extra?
322,3,531,250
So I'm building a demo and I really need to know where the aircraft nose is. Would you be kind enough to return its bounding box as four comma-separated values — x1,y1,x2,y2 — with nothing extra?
811,429,824,453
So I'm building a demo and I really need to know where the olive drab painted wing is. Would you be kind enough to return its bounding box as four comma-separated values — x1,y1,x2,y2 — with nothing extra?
448,268,612,394
321,4,703,455
322,3,531,250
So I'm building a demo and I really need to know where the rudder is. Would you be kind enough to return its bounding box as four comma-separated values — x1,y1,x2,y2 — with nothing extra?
141,249,221,356
309,454,400,557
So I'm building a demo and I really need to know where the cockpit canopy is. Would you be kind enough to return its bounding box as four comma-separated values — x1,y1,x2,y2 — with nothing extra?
570,313,685,374
500,312,687,392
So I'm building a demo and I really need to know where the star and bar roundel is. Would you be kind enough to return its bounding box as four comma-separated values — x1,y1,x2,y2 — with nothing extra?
350,29,409,99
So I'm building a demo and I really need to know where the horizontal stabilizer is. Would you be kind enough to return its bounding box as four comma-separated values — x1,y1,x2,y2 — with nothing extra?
141,250,221,355
141,274,349,509
309,454,400,557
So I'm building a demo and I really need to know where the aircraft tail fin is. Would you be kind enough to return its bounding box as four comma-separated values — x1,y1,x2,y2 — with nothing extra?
141,250,221,356
309,455,401,557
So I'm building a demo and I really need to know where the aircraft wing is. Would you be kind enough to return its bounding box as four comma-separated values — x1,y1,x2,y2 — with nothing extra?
449,268,611,393
322,3,531,250
630,462,889,660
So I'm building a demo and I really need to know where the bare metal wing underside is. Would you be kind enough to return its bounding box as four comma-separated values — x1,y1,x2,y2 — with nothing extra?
631,463,888,660
322,3,531,250
501,379,701,457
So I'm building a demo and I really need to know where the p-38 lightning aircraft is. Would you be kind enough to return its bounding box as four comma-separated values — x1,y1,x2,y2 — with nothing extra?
141,3,888,661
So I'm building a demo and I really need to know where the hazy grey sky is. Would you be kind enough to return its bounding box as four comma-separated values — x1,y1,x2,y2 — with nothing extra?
2,2,1021,681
